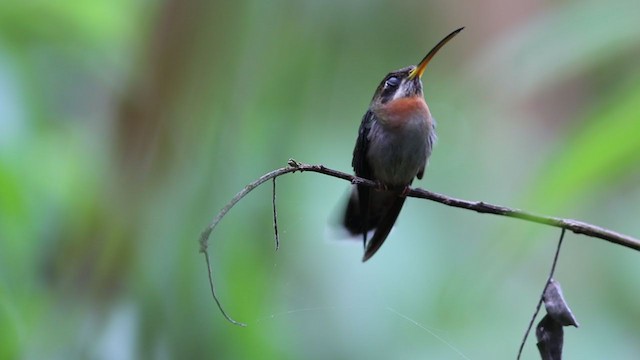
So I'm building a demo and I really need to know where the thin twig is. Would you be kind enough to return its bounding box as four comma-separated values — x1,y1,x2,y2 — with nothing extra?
198,166,296,326
517,228,566,359
200,160,640,326
272,177,280,251
202,250,246,327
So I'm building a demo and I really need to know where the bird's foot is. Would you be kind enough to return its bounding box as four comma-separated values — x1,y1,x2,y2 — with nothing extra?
400,185,411,197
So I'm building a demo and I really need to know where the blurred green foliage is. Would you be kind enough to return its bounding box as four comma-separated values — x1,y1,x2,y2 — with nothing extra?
1,0,639,359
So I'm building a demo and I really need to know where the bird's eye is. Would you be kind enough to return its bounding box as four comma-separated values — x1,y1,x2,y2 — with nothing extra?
385,76,400,88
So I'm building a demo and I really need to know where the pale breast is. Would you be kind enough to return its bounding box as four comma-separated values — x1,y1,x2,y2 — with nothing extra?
366,108,434,186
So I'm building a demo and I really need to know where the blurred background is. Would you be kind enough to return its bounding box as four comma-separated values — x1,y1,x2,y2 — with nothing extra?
1,0,640,359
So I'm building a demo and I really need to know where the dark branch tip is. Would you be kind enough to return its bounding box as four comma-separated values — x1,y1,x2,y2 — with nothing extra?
287,158,301,168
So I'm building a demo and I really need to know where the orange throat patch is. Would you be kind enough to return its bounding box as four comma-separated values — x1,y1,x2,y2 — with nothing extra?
378,97,430,129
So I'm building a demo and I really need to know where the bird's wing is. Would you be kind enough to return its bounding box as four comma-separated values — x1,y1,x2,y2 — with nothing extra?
351,110,375,246
352,110,375,179
416,164,425,180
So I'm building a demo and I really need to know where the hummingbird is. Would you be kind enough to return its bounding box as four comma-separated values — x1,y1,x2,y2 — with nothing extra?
342,27,463,262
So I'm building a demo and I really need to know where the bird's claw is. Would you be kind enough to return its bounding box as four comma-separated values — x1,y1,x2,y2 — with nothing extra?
287,159,301,168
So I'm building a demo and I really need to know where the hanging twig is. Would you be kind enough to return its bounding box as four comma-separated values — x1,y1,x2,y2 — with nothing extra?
201,250,246,327
272,178,280,251
517,228,566,359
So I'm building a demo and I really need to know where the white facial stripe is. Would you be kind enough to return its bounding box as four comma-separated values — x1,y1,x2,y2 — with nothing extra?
392,80,410,100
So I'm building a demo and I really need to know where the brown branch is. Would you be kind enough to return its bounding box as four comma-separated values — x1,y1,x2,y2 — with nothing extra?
199,159,640,326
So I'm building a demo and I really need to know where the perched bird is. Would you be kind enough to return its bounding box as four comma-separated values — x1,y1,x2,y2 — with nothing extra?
343,27,463,262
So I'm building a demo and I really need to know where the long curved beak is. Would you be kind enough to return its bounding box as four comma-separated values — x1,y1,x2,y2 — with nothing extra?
408,27,464,80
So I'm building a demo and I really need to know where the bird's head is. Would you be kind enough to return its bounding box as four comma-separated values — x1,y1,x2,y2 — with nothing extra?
369,27,464,111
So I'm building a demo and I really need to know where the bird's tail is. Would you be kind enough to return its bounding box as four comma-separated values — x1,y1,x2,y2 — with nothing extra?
343,188,375,235
362,195,406,262
342,187,406,261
